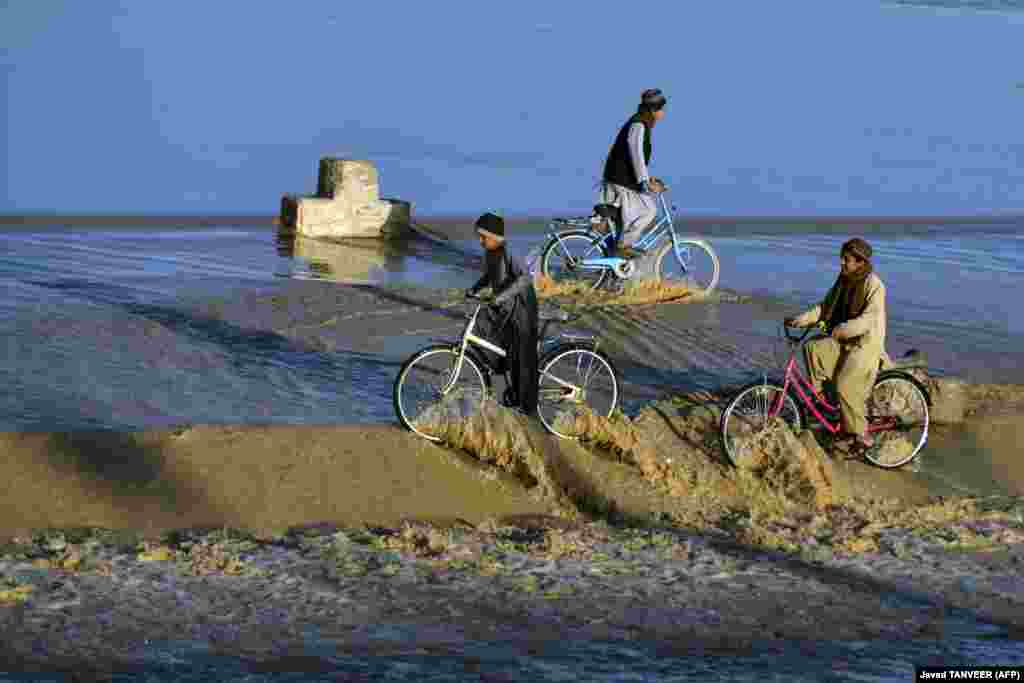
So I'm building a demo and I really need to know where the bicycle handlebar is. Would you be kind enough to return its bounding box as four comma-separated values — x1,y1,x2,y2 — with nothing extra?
782,322,820,345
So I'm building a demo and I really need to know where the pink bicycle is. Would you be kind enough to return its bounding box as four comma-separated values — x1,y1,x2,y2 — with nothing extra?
719,323,932,469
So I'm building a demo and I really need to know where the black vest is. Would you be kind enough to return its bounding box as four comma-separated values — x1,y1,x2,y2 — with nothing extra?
602,114,652,192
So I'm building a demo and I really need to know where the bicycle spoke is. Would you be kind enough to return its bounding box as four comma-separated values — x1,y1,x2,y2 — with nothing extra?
542,233,609,290
395,348,487,441
720,382,802,467
537,349,617,439
863,376,929,468
577,350,598,390
655,239,719,296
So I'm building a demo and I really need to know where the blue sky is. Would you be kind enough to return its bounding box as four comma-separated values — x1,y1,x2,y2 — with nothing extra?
3,0,1023,216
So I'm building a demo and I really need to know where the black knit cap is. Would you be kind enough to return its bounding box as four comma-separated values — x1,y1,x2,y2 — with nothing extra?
475,212,505,238
842,237,873,261
640,88,667,112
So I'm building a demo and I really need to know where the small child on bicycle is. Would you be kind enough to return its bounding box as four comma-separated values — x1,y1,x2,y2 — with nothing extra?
465,212,539,417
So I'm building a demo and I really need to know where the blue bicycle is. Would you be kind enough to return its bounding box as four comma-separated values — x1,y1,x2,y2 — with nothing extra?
539,184,720,295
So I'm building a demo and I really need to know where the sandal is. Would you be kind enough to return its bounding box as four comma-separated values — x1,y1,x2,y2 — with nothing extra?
829,433,875,458
849,436,876,456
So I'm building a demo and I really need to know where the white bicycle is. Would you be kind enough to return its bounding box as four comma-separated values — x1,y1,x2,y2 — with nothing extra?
393,297,620,440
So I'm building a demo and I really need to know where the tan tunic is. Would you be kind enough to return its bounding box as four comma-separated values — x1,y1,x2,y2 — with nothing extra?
792,272,888,436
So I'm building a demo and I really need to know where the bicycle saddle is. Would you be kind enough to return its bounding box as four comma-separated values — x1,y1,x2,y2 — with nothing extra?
538,307,576,322
593,204,622,226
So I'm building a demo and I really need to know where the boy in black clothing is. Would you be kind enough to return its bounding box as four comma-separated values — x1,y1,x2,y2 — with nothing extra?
465,212,539,416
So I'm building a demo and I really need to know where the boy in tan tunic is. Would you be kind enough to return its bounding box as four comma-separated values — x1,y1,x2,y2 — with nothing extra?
784,238,886,451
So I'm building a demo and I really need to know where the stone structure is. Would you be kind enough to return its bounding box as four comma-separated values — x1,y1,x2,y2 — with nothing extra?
280,158,411,239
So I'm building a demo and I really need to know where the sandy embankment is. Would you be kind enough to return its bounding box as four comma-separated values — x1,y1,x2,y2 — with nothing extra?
2,279,1023,539
1,396,1024,675
2,283,1024,673
4,404,1021,541
0,425,556,540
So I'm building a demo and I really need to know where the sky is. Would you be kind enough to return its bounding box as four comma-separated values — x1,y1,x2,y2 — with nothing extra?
2,0,1024,217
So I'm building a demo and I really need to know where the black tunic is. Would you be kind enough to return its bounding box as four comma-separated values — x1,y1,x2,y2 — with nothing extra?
469,247,539,415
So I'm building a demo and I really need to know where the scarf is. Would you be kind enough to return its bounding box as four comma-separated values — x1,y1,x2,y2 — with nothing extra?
820,263,874,333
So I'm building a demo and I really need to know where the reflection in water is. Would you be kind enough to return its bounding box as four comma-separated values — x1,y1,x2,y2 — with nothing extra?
276,227,405,283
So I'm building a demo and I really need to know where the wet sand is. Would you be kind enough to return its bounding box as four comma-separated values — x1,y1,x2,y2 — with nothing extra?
3,280,1024,678
925,417,1024,497
2,279,1023,538
2,276,1024,532
0,425,553,540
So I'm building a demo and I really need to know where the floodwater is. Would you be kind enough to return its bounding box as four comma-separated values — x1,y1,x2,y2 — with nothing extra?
2,218,1024,678
3,219,1023,427
3,220,1024,493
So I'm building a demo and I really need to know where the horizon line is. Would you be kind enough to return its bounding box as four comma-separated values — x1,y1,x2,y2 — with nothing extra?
1,211,1023,226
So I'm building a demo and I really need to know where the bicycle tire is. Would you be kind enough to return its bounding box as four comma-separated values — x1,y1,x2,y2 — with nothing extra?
540,230,611,291
536,344,620,440
393,344,489,442
719,380,804,467
654,238,720,297
862,372,930,469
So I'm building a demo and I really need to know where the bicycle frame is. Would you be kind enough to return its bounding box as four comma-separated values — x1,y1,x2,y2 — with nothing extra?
440,303,581,399
546,191,692,273
770,326,896,435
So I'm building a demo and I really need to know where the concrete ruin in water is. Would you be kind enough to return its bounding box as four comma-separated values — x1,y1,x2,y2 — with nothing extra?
280,158,412,239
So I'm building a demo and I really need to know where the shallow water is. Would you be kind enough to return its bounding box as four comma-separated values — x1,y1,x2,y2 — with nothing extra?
3,220,1023,432
2,220,1023,679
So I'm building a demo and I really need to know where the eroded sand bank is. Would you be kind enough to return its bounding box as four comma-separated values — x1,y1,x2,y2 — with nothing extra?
3,282,1024,676
3,279,1024,537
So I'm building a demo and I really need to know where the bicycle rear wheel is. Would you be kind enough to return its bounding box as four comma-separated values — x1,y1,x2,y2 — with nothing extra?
540,231,610,291
537,346,619,440
863,374,929,468
654,238,720,297
393,345,488,442
720,381,803,467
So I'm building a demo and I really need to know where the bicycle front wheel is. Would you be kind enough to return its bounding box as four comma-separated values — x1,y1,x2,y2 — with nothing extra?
720,381,803,467
393,345,488,442
540,231,610,291
863,374,930,468
654,238,720,297
537,346,619,440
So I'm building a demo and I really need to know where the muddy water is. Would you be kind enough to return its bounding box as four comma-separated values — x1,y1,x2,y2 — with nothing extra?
3,221,1024,679
3,221,1024,492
